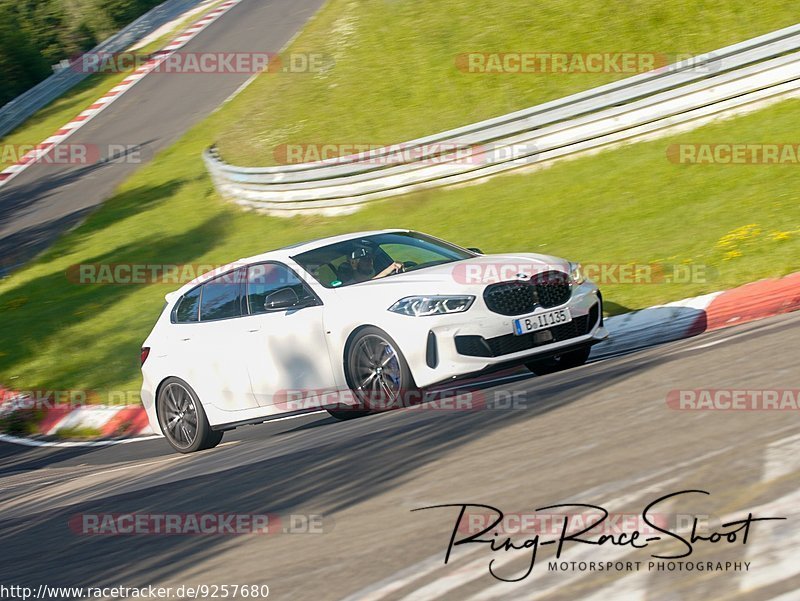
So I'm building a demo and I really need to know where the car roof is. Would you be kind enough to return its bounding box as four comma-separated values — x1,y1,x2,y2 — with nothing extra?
165,228,409,302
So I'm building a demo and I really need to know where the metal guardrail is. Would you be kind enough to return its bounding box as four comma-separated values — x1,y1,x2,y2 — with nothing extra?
0,0,205,138
205,23,800,215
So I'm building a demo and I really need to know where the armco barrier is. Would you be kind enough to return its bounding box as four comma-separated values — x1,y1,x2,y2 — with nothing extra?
204,23,800,215
0,0,205,138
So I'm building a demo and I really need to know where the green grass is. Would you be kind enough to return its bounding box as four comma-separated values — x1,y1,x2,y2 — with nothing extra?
53,425,102,439
0,0,798,399
0,406,42,435
0,0,225,170
1,97,799,396
215,0,798,166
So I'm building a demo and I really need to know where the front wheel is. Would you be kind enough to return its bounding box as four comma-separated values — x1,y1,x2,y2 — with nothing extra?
157,378,223,453
329,327,418,420
525,346,591,376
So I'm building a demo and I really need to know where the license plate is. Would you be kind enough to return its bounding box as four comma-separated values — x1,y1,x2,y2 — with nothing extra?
513,308,572,335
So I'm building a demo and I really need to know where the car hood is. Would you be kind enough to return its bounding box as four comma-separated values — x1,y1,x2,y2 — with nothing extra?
329,252,571,303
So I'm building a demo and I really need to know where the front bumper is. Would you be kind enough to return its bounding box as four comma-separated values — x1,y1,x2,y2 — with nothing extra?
395,282,607,388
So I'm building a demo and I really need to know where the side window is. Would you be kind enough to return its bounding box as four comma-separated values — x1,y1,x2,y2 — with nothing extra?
199,271,242,321
174,287,201,323
246,263,316,315
381,243,442,265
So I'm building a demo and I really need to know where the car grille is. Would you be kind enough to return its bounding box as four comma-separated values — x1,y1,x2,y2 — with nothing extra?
455,301,600,358
483,271,571,316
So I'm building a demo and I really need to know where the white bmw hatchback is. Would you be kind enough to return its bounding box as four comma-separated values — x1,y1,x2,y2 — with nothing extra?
141,230,608,452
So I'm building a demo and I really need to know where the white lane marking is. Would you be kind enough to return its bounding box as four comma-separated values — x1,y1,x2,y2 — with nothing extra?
573,571,649,601
763,433,800,482
86,453,189,479
739,433,800,595
129,0,219,50
738,487,800,593
767,590,800,601
465,486,679,601
216,12,322,109
0,0,243,189
682,328,771,351
0,433,162,447
341,447,737,601
260,409,327,423
338,556,454,601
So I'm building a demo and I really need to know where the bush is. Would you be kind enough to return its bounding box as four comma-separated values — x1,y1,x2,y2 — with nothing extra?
0,406,43,436
0,0,164,107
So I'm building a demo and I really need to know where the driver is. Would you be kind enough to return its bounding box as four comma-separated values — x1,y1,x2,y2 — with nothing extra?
349,246,403,282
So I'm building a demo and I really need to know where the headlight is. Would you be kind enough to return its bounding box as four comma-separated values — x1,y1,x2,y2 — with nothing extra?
569,262,585,285
389,295,475,317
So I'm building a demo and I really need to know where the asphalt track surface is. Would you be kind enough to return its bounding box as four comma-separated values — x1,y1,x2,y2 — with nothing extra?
0,0,327,270
1,312,798,600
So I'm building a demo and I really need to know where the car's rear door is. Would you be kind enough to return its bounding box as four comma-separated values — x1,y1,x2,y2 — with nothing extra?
240,262,337,409
172,269,259,412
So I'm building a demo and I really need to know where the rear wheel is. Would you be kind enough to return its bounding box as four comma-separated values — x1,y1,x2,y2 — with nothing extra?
157,378,223,453
525,346,591,376
328,327,418,420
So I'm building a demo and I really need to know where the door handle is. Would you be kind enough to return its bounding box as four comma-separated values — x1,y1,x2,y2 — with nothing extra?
180,337,191,341
247,328,260,333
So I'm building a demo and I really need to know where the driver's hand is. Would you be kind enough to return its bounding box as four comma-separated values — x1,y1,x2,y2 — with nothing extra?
374,262,404,279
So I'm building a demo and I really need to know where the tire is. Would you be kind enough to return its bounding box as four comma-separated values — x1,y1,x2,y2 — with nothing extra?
525,346,591,376
329,326,418,419
157,377,223,453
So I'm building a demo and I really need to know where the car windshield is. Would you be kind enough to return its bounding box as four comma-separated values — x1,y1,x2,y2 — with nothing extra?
292,231,474,288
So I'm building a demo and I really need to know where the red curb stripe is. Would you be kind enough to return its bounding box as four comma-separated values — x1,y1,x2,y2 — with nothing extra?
704,272,800,331
37,405,75,435
0,0,242,189
101,406,149,437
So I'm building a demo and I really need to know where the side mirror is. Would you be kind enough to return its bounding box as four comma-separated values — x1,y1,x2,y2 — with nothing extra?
467,247,483,254
263,287,301,311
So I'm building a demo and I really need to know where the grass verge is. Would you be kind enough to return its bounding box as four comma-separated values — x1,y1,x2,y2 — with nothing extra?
1,0,798,398
0,96,798,395
214,0,798,165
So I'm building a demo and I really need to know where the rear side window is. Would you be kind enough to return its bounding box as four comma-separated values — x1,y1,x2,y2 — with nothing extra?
199,272,242,321
174,287,201,323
